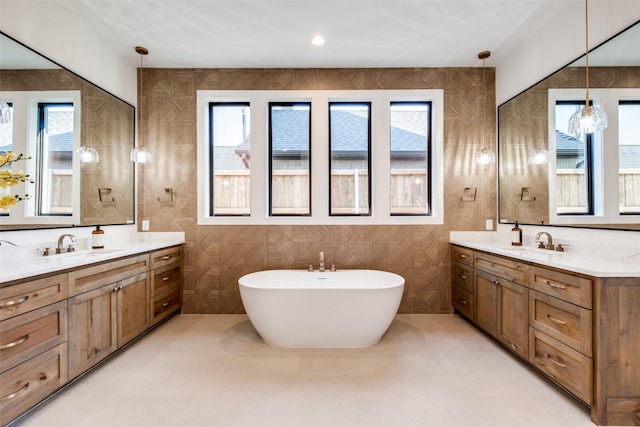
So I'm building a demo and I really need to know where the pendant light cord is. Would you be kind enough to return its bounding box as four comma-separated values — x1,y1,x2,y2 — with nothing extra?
584,0,590,108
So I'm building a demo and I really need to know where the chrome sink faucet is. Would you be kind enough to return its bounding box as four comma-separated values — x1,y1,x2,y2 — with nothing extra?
535,232,554,250
56,234,77,254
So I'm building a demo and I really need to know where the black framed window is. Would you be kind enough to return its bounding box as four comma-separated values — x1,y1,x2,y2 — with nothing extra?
208,102,251,216
618,100,640,215
268,102,311,216
389,101,432,216
328,102,371,216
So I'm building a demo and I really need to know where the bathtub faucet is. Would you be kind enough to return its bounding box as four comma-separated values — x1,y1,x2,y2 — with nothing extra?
319,251,325,272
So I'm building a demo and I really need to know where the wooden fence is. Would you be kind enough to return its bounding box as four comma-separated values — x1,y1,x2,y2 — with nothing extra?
557,169,640,213
212,169,428,215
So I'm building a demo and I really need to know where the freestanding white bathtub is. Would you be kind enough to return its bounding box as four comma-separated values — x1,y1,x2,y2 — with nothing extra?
238,269,404,348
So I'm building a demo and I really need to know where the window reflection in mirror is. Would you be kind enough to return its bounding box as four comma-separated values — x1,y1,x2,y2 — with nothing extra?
0,102,13,215
555,101,594,215
37,103,74,216
1,90,81,225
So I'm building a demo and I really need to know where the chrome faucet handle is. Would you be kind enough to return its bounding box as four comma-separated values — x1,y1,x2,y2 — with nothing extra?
536,241,545,249
556,244,569,252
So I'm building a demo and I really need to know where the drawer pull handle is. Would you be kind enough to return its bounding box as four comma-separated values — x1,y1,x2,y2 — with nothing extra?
162,276,171,281
0,295,29,309
162,301,170,307
0,334,30,350
162,255,171,260
458,274,466,280
546,314,567,325
509,342,522,351
546,280,567,290
546,354,567,368
456,298,467,306
0,382,29,402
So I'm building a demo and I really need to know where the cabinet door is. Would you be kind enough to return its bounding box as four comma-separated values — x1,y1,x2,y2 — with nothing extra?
117,273,149,347
68,285,117,379
497,279,528,359
475,270,498,336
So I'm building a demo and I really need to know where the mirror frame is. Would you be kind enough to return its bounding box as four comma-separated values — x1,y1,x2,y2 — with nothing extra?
497,19,640,231
0,31,136,231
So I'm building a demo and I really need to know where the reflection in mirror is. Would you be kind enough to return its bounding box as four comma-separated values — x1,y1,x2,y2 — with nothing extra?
0,31,135,230
498,20,640,231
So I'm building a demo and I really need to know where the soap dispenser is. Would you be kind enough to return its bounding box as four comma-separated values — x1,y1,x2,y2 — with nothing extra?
92,226,105,249
511,221,522,246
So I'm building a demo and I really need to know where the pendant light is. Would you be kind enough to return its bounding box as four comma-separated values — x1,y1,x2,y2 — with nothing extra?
567,0,608,135
475,50,495,165
528,147,549,165
131,46,152,163
75,102,100,163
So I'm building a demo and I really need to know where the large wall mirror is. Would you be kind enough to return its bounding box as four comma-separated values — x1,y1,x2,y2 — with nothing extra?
0,31,135,230
498,20,640,231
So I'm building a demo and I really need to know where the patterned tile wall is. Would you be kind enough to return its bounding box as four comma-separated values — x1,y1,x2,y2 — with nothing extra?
137,67,497,314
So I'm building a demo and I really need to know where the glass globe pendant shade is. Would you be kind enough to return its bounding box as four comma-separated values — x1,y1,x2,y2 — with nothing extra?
568,105,608,135
528,147,549,165
476,148,495,165
74,146,100,163
130,147,152,163
0,98,11,124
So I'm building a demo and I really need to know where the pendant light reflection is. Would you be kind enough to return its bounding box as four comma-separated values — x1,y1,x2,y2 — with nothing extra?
568,0,607,135
475,51,495,165
131,46,152,163
0,98,11,124
75,146,100,163
528,147,549,165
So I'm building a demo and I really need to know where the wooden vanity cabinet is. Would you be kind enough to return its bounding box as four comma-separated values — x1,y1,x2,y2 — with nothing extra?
1,244,183,426
451,245,474,319
149,246,183,325
473,252,529,359
0,273,69,426
67,255,150,380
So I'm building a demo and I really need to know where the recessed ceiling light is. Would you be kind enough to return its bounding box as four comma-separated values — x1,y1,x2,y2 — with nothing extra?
312,35,325,46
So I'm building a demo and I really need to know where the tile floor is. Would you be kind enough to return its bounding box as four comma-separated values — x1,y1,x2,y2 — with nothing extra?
13,314,595,427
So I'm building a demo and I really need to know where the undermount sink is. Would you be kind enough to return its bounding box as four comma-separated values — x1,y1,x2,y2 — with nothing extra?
47,248,122,262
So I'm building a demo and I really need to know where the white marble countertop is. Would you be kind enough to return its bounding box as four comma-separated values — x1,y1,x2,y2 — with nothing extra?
450,231,640,278
0,232,185,284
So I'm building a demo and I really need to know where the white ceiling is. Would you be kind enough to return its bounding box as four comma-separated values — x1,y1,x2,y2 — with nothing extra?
52,0,578,69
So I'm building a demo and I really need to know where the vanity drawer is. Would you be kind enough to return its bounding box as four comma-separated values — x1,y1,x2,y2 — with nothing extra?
0,301,67,374
452,262,473,293
451,245,473,267
0,274,68,322
0,343,68,426
150,246,182,270
474,251,529,286
529,290,592,356
530,266,592,309
151,287,181,325
151,263,182,298
68,254,149,296
529,328,592,405
452,286,473,319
